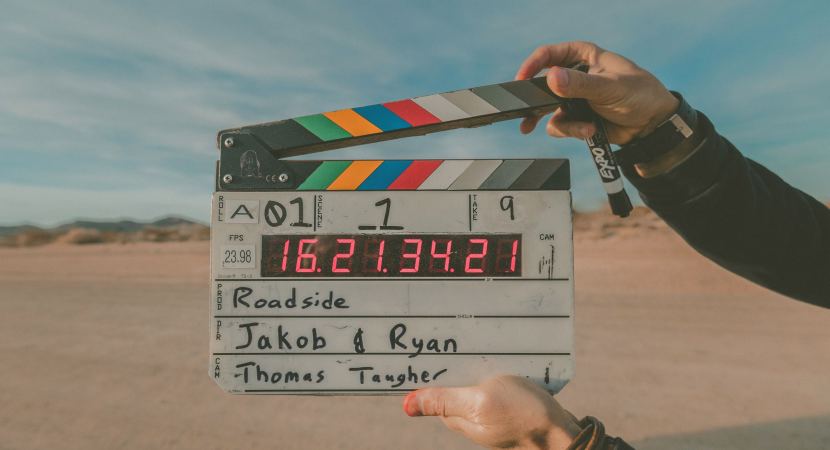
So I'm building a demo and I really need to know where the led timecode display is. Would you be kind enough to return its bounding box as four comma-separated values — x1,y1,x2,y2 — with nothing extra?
261,234,521,277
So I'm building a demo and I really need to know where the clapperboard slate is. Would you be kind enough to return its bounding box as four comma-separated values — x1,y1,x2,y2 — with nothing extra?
210,76,574,394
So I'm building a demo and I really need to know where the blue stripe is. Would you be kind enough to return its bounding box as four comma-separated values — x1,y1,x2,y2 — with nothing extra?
353,104,411,131
358,160,413,190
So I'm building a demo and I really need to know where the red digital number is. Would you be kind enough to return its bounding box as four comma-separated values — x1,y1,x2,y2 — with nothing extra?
430,239,452,273
363,238,386,273
296,238,318,273
495,238,519,273
265,239,291,273
280,239,290,272
400,238,423,273
332,238,355,273
464,238,488,273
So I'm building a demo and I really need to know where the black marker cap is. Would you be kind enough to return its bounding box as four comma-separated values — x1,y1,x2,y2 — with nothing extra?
607,190,633,218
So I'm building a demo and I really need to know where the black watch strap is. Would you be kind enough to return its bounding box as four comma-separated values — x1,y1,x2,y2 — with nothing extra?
615,92,697,165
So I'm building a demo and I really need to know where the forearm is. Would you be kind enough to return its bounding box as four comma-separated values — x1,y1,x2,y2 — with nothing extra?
620,110,830,307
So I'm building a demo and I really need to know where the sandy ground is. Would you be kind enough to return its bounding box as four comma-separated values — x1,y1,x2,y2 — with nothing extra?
0,228,828,449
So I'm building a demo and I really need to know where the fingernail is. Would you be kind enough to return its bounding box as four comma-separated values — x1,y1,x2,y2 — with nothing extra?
403,392,421,417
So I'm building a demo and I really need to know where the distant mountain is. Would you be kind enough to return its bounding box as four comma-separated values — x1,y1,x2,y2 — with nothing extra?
51,216,203,233
150,217,201,228
53,220,150,233
0,224,43,237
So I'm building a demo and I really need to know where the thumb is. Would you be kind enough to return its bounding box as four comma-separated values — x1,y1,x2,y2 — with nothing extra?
403,387,476,418
546,66,613,101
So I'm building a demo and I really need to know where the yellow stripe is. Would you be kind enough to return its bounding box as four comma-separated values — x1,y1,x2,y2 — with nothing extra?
327,161,384,190
323,109,382,136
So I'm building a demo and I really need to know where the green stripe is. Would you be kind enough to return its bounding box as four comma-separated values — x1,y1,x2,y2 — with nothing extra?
297,161,352,190
294,114,352,141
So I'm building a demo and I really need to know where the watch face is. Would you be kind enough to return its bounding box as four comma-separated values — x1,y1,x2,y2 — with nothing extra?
669,114,694,138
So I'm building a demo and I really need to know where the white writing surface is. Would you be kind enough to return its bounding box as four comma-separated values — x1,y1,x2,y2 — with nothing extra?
210,191,573,394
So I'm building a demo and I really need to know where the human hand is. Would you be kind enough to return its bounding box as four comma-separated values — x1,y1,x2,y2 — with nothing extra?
515,41,678,145
403,375,581,450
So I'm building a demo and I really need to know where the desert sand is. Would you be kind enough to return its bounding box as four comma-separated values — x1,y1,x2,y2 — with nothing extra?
1,219,828,449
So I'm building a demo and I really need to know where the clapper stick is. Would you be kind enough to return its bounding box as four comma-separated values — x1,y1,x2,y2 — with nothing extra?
217,74,632,216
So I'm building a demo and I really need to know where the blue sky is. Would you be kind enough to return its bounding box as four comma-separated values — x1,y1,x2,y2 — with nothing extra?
1,0,828,225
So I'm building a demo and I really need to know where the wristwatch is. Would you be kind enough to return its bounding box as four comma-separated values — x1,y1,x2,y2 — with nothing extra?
615,92,697,165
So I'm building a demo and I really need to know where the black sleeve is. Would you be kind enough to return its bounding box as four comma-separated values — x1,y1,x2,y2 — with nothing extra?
620,111,830,308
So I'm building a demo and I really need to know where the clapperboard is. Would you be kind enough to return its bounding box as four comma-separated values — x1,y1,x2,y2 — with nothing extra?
210,76,574,394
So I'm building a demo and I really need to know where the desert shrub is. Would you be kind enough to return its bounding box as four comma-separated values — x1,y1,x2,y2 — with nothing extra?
56,228,104,245
16,229,55,247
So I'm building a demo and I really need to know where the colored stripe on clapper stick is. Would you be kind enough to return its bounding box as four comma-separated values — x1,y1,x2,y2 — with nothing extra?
388,160,443,190
358,160,412,190
449,160,503,190
383,100,440,126
353,105,411,131
294,114,351,141
418,160,474,190
327,161,383,190
297,161,352,190
324,109,382,136
479,160,534,189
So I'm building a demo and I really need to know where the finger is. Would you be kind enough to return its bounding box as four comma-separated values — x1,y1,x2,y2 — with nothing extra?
520,113,544,134
546,109,595,139
546,66,614,102
403,387,476,418
515,41,601,80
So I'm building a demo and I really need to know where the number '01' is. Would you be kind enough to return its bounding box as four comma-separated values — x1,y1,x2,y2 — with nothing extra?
264,198,312,228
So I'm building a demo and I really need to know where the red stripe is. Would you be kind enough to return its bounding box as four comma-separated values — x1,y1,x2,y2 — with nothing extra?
383,99,441,127
388,160,443,190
